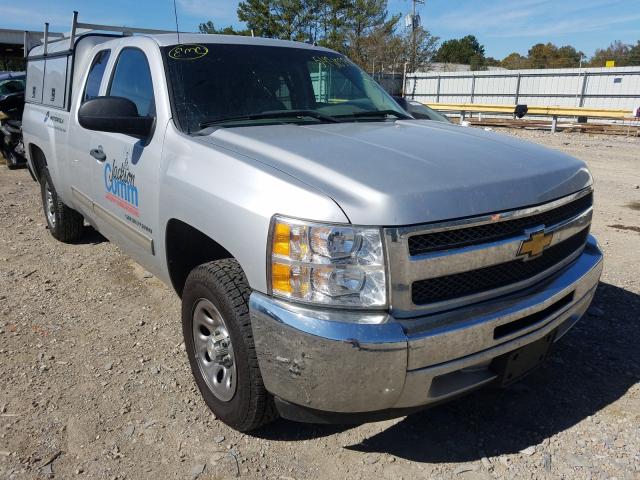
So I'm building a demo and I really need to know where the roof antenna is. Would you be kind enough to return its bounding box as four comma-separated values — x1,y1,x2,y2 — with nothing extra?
172,0,181,44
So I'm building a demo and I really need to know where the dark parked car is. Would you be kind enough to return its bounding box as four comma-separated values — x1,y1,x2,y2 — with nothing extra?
0,72,27,169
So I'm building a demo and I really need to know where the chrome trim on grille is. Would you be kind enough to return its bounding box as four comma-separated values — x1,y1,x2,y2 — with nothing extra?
408,208,591,280
395,186,593,237
384,188,593,317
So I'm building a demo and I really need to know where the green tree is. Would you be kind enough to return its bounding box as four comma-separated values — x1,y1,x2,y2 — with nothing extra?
434,35,485,67
316,0,351,52
218,0,439,73
527,43,554,68
403,20,439,73
589,40,631,67
484,56,501,67
198,21,249,35
500,52,530,69
553,45,583,67
346,0,390,66
274,0,316,41
629,41,640,66
335,6,437,72
358,14,402,69
237,0,281,38
527,43,583,69
237,0,318,40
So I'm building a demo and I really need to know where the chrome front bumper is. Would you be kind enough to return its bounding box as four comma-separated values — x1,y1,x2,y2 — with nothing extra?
250,236,603,417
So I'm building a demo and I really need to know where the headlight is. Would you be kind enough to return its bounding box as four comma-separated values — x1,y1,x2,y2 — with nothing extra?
268,216,386,308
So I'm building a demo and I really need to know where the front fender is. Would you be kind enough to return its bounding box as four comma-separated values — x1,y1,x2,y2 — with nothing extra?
157,124,348,292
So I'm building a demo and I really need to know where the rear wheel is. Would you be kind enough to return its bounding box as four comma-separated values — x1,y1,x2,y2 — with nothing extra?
39,167,84,242
182,259,277,431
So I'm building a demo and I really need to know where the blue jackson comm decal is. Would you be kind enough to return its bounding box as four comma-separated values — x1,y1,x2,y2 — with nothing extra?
104,154,139,216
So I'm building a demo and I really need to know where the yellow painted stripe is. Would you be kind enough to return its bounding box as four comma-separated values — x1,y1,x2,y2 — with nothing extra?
423,102,631,119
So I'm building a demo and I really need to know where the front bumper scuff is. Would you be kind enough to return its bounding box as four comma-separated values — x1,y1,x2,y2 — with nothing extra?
250,236,603,421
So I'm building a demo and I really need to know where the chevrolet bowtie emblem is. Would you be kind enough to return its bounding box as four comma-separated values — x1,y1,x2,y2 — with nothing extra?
518,230,553,258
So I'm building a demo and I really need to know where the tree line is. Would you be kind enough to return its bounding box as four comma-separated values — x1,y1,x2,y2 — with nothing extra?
198,1,640,71
199,0,437,73
434,36,639,70
500,41,640,69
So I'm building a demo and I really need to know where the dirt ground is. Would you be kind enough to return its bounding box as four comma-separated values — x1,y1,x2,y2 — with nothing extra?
0,128,638,480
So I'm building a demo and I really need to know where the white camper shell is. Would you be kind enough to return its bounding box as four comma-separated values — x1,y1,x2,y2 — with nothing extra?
25,12,171,111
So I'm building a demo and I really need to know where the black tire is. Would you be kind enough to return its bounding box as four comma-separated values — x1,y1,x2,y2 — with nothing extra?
39,167,84,242
182,259,277,431
6,151,20,170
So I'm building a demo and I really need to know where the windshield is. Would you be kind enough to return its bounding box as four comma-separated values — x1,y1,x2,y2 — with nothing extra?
163,43,408,133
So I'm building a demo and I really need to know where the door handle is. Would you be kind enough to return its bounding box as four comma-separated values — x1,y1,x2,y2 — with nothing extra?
90,147,106,162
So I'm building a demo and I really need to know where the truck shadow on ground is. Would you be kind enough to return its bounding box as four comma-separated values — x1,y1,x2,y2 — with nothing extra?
69,224,108,245
256,282,639,462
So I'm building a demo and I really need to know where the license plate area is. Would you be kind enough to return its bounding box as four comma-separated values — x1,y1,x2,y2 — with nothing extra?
492,330,557,385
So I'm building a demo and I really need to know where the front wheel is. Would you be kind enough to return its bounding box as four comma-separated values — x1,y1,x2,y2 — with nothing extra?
182,259,277,431
39,167,84,242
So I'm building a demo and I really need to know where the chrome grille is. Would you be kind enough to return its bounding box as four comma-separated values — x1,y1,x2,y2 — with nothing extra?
384,188,594,317
412,227,589,305
408,193,593,255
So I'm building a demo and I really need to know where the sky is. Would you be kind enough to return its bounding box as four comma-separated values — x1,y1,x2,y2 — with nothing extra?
1,0,639,59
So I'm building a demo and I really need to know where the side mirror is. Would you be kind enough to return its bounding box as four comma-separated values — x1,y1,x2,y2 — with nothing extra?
78,96,154,137
392,95,409,111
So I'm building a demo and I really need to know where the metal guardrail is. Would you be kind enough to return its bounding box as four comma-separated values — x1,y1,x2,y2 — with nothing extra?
405,67,640,110
423,102,634,132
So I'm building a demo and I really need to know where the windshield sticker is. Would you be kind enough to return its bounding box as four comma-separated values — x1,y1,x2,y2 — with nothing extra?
169,44,209,60
312,56,351,68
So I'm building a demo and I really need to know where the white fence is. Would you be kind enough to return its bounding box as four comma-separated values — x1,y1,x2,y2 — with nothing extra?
405,66,640,111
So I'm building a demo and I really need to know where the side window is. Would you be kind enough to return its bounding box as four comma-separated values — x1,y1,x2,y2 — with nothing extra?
108,48,155,117
83,50,111,102
308,60,365,104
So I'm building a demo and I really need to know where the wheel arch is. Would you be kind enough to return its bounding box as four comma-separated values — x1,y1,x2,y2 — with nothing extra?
28,143,47,181
165,218,235,297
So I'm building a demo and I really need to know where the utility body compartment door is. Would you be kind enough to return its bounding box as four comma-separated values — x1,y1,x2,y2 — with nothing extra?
42,56,69,109
25,60,44,103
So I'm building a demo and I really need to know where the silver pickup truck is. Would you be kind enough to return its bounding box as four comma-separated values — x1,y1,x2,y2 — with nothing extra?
22,24,602,431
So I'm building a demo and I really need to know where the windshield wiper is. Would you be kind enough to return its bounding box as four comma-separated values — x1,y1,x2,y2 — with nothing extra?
199,110,339,129
337,109,413,120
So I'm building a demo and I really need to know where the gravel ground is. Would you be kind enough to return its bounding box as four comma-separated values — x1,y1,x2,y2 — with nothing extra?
0,129,638,480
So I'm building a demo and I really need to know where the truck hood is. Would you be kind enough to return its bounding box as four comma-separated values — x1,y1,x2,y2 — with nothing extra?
196,120,591,225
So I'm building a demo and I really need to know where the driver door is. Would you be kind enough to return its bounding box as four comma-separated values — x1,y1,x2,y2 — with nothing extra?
88,46,161,269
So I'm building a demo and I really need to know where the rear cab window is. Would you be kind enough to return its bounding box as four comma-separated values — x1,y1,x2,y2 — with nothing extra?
108,48,155,117
83,49,111,102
